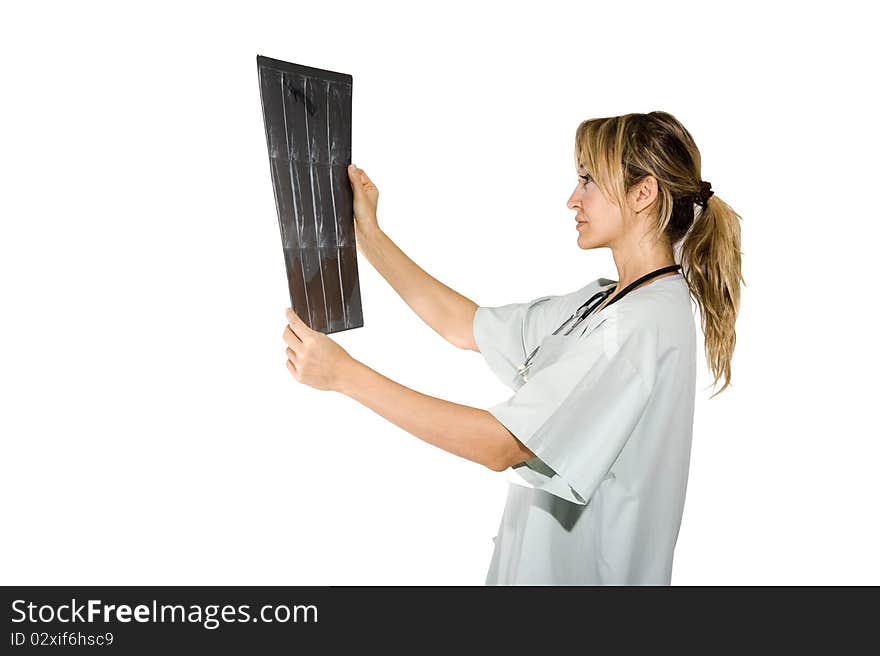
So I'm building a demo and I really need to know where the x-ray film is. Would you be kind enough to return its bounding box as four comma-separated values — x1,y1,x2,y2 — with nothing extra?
257,55,363,334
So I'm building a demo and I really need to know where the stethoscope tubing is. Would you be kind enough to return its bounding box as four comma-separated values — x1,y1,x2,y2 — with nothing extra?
515,265,681,380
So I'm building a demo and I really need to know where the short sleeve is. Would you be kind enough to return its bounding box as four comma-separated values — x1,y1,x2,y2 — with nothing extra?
472,293,560,389
488,316,658,505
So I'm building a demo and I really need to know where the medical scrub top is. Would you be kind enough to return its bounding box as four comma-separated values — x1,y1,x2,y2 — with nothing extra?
473,273,697,585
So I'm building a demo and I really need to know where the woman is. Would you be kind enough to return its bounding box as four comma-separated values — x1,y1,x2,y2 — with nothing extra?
282,111,743,585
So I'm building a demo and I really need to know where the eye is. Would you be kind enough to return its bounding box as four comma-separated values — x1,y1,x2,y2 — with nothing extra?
579,174,592,187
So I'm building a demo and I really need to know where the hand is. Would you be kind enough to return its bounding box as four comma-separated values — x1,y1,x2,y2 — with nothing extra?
283,307,355,392
347,164,380,237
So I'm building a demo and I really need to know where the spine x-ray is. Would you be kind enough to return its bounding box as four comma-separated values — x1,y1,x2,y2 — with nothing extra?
257,55,363,334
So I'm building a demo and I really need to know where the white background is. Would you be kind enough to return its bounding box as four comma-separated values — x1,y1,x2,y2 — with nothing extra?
1,1,877,585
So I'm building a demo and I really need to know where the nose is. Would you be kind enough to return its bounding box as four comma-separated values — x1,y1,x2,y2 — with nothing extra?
567,186,579,210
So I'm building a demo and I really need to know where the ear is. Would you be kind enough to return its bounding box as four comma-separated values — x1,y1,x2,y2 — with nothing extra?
630,175,658,213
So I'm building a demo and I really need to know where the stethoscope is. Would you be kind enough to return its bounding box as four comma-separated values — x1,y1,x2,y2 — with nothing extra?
514,264,682,383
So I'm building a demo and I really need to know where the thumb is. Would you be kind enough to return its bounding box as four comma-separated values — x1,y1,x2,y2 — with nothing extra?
347,163,358,179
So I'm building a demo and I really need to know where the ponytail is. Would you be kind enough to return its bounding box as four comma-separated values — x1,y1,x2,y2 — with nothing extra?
680,194,744,397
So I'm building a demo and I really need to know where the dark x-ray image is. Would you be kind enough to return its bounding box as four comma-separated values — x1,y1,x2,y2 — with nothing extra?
257,55,363,334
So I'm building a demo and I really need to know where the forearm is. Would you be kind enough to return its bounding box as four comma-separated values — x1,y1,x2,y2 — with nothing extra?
337,357,507,471
357,227,478,348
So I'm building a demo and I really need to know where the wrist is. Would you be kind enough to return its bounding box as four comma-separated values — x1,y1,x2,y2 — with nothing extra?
356,222,383,247
335,356,365,396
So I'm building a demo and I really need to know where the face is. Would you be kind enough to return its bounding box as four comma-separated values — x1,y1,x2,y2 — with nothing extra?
567,165,655,250
567,165,624,250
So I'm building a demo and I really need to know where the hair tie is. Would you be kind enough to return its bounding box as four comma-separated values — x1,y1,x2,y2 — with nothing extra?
694,180,714,208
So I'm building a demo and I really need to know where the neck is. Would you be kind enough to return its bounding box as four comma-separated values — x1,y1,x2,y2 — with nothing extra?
609,239,677,294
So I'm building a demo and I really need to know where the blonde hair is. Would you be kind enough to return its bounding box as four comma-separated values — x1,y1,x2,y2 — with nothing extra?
574,111,744,397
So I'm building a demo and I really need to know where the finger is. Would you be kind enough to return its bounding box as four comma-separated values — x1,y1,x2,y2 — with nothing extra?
286,307,307,329
286,358,298,377
286,346,299,363
347,163,362,182
348,164,374,187
282,324,303,348
285,308,309,340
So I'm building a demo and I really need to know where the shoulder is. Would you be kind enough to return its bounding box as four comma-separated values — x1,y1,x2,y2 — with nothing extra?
605,277,694,339
585,279,693,384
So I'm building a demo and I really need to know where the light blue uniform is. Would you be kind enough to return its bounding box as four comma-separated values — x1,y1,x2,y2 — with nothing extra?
473,274,696,585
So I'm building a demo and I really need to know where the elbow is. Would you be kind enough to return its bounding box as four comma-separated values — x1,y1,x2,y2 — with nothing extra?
486,454,506,473
450,330,479,352
450,304,481,351
486,442,513,473
484,415,519,472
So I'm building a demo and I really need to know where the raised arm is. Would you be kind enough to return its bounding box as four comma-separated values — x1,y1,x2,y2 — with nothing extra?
357,228,480,350
349,165,480,351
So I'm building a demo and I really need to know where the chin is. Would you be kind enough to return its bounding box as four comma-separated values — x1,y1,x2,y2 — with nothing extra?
577,235,605,250
576,232,594,245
